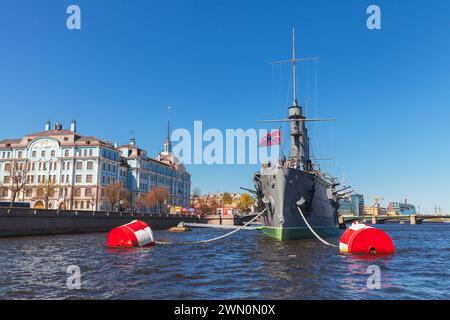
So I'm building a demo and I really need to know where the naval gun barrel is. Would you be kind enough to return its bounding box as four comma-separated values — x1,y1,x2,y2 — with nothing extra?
334,186,351,194
240,187,257,194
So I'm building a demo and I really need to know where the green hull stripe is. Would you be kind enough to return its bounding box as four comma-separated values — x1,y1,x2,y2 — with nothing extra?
262,226,339,241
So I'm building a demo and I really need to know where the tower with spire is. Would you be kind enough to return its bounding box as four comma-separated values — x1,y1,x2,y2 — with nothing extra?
159,106,178,166
163,114,172,154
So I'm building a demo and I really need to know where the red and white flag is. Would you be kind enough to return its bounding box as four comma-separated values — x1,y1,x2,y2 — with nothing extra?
259,129,281,147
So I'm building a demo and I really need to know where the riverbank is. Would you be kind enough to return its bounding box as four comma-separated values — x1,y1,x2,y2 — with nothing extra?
0,207,203,237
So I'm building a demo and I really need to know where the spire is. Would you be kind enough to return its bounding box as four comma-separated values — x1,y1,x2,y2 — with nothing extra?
164,106,172,153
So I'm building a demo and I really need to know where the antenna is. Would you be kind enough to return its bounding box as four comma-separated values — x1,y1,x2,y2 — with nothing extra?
292,26,297,106
270,28,319,107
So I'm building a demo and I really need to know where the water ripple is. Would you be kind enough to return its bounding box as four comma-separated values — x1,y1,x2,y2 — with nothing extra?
0,224,449,299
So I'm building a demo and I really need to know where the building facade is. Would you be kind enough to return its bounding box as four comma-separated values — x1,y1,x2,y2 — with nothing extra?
338,194,365,216
387,201,417,215
0,121,190,212
119,136,191,212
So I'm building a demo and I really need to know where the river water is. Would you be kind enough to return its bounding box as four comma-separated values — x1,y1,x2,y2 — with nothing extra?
0,223,449,300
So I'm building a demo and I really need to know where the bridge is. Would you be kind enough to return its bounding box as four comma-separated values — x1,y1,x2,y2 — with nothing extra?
339,214,448,225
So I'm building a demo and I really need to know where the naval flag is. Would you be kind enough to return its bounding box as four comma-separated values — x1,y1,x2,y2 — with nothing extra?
259,129,281,147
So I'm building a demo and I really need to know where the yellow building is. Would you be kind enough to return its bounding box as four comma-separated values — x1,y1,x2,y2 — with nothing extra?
364,206,388,216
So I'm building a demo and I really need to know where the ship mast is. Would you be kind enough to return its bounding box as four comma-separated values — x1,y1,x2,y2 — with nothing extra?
288,26,306,163
258,28,331,170
292,27,298,107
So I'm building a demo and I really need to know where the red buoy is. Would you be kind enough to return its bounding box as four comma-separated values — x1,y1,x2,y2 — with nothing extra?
339,222,394,254
107,220,155,248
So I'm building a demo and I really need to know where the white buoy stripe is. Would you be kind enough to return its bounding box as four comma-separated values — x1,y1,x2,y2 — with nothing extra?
134,227,154,246
123,220,154,247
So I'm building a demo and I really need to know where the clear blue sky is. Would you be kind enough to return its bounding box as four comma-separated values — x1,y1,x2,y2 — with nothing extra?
0,0,449,214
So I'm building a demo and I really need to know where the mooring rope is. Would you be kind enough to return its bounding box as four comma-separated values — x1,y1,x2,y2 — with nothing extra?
296,199,337,247
155,208,267,245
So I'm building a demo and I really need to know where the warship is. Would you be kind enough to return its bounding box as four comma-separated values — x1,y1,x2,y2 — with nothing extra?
253,28,342,241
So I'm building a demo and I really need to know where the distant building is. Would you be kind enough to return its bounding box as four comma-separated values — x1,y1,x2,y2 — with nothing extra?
350,194,365,216
0,120,120,211
364,205,388,216
338,194,365,216
388,200,416,215
119,135,190,212
0,120,190,211
338,198,352,215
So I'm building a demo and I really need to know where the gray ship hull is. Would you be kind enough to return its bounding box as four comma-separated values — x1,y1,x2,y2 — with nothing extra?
254,166,339,240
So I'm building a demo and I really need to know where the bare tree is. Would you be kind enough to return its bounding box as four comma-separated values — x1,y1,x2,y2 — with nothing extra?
191,187,202,209
102,181,129,211
87,188,97,212
136,192,149,212
36,178,59,209
1,160,29,208
147,187,171,213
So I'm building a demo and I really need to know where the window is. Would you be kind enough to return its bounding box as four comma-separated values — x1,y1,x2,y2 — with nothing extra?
26,189,32,197
85,188,92,197
87,161,93,170
64,150,69,157
32,151,36,157
75,188,81,197
32,162,35,170
67,162,70,170
89,149,93,157
76,162,82,170
4,163,11,172
18,151,23,158
80,201,84,209
102,163,106,171
41,150,46,157
86,174,93,183
51,150,55,157
61,175,65,183
112,164,116,173
108,163,111,172
102,176,105,184
3,176,10,184
75,175,82,183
